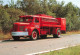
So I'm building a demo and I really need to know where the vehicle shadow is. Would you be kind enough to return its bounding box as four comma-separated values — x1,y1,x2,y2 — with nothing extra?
1,36,59,43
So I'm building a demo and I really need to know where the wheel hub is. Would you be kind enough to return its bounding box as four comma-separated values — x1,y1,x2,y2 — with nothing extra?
33,32,37,38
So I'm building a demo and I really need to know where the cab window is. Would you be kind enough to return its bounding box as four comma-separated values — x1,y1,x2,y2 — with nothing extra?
19,17,33,23
35,18,39,23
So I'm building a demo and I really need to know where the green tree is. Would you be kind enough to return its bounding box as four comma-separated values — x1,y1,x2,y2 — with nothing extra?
0,9,10,33
19,0,43,14
65,2,80,31
6,8,25,24
0,7,25,33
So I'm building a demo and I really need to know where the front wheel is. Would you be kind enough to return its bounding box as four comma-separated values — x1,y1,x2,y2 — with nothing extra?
30,30,39,40
12,36,20,41
53,29,61,38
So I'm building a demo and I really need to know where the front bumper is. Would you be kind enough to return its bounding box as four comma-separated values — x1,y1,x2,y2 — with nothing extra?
11,32,28,36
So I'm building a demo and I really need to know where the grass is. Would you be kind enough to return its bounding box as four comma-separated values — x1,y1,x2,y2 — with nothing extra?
62,31,80,35
40,45,80,55
67,31,80,34
0,32,11,40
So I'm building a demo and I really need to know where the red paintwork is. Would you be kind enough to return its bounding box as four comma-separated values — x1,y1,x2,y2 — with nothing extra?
11,14,66,36
57,18,66,32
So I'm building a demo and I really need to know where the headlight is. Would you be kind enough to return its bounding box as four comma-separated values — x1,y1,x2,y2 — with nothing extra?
25,28,27,31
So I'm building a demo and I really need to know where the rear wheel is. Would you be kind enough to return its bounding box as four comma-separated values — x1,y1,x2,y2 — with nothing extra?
12,36,20,41
53,29,61,38
30,30,39,40
40,35,47,39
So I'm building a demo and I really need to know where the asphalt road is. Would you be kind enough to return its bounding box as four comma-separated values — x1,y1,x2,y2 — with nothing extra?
0,34,80,55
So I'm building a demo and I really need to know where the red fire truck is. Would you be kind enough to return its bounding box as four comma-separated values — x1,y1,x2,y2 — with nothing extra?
11,14,66,40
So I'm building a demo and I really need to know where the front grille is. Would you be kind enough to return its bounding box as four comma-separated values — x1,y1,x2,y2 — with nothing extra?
20,26,25,31
13,24,25,31
13,24,18,31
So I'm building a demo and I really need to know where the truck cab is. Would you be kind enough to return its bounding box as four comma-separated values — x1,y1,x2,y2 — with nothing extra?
11,15,40,40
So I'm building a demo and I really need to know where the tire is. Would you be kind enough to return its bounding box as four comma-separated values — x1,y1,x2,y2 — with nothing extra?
40,35,47,39
53,29,61,38
12,36,20,41
30,30,39,40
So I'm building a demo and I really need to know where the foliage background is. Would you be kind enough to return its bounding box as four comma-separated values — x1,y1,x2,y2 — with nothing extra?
0,0,80,34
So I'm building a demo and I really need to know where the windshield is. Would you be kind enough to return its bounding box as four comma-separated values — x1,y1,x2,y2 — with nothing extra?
19,17,33,22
